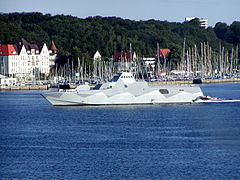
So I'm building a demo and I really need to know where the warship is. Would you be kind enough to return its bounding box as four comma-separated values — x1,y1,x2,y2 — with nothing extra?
41,72,203,106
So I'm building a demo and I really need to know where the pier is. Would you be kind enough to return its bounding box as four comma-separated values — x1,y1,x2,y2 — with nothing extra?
0,85,49,91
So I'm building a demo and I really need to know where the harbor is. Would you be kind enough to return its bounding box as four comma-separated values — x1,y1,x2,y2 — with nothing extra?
1,76,240,91
0,4,239,179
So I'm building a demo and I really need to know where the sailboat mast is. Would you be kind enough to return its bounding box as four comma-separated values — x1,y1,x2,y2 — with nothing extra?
181,38,186,73
157,42,160,77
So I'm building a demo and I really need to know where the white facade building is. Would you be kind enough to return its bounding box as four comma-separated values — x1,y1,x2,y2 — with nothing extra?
199,19,208,29
93,50,102,62
185,17,208,29
93,50,102,80
141,57,156,70
0,39,57,80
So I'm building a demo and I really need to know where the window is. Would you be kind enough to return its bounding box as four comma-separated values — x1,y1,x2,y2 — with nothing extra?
159,89,169,94
110,75,120,82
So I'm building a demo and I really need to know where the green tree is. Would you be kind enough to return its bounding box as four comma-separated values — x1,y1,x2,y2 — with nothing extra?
0,12,238,67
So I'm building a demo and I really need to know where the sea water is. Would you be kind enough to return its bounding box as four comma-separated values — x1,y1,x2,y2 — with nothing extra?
0,83,240,179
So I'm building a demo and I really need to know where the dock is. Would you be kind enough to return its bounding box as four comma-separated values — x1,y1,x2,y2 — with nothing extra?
148,78,240,85
0,85,49,91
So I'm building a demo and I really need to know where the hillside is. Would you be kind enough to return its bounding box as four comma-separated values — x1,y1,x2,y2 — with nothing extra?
0,12,239,62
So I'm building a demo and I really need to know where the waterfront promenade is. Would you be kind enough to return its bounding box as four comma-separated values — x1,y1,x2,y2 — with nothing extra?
0,85,49,91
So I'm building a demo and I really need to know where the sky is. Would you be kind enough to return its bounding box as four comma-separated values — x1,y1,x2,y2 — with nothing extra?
0,0,239,26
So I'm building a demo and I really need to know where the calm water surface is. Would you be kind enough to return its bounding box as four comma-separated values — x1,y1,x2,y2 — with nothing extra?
0,83,240,179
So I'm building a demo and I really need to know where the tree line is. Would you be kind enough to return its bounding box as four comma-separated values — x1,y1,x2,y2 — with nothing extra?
0,12,239,66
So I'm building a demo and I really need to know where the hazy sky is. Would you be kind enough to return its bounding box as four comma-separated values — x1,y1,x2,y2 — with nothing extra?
0,0,239,26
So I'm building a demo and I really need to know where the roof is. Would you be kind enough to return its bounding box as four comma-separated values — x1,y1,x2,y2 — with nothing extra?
0,39,55,56
0,44,18,56
94,50,101,60
156,49,171,58
19,38,43,52
114,51,135,62
49,40,57,51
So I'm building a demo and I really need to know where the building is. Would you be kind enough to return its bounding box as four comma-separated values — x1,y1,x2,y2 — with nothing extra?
142,49,171,69
140,49,171,77
113,51,137,71
0,74,17,86
49,40,58,66
114,51,137,62
156,49,171,59
199,19,208,29
93,50,101,62
93,51,102,80
0,39,57,80
185,17,208,29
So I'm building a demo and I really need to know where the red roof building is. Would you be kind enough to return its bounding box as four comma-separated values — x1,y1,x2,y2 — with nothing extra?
0,39,58,78
156,49,171,58
0,44,18,56
49,41,58,51
114,51,136,62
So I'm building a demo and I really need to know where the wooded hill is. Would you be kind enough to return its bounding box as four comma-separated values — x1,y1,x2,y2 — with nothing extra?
0,12,239,63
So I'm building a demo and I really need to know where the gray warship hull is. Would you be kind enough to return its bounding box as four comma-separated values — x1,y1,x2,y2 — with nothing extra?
42,72,203,106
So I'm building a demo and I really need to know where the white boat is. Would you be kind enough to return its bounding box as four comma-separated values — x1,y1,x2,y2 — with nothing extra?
193,96,240,103
41,72,203,106
193,96,220,103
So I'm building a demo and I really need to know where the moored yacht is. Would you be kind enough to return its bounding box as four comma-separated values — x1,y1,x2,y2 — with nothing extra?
41,72,203,106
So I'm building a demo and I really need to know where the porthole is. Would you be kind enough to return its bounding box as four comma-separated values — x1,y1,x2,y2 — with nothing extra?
159,89,169,94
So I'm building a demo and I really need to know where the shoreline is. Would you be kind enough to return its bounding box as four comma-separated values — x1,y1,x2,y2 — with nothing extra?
149,78,240,85
0,85,49,91
1,78,240,91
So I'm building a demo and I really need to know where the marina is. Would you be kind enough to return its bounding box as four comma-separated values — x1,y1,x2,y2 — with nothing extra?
1,77,240,91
